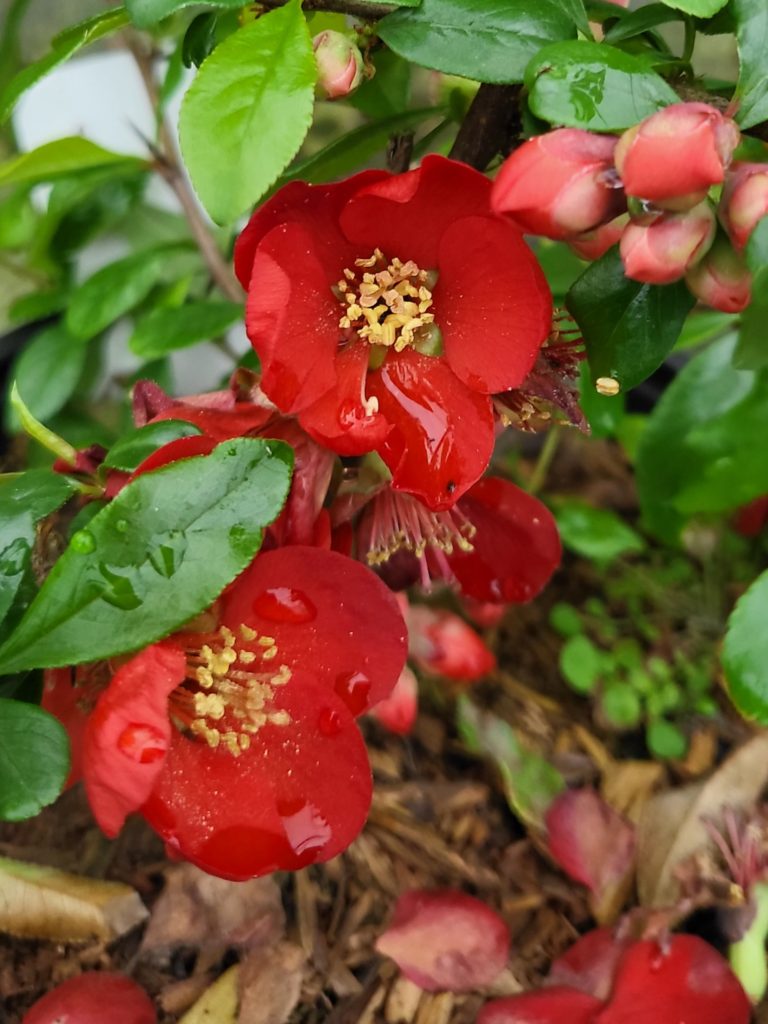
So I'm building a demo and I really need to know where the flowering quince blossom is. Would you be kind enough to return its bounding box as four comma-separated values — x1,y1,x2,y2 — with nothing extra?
44,545,406,880
234,155,553,510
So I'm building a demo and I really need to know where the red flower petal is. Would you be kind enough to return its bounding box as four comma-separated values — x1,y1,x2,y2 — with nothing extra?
220,546,407,715
447,478,561,602
375,889,510,992
244,222,341,413
83,645,185,838
149,397,273,442
22,972,156,1024
367,350,495,511
545,789,636,904
41,668,89,788
299,342,391,455
407,606,495,680
234,170,387,289
141,672,371,880
596,936,751,1024
340,155,493,270
478,989,603,1024
264,420,337,547
549,928,631,1002
436,215,551,393
369,666,418,736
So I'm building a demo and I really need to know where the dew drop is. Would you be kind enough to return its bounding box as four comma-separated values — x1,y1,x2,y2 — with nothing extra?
115,519,129,534
0,538,28,577
253,587,317,624
117,723,167,764
278,800,332,857
70,529,96,554
318,707,343,737
334,670,371,715
148,531,187,578
98,563,144,610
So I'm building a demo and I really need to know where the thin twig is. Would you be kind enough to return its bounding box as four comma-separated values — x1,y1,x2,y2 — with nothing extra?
127,36,243,303
527,426,561,495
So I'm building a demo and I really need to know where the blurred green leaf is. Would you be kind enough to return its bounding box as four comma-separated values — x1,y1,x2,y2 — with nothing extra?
724,571,768,721
555,500,646,564
7,324,87,431
129,301,243,358
732,0,768,128
646,718,687,759
0,139,145,189
560,634,603,694
604,3,684,43
0,700,70,820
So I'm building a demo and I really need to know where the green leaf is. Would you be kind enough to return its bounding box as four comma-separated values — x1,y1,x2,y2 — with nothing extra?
7,324,87,431
659,0,727,16
578,362,626,438
732,0,768,129
549,602,584,638
646,718,687,759
734,269,768,370
0,700,70,820
560,634,603,693
636,334,768,542
349,48,412,119
555,500,646,564
129,301,243,358
555,0,593,38
604,4,684,43
103,421,203,472
526,40,678,131
0,470,77,627
126,0,243,28
0,138,144,189
566,247,695,392
378,0,575,85
0,9,130,124
179,0,316,224
66,244,191,342
723,570,768,722
0,438,293,675
745,215,768,275
602,685,643,728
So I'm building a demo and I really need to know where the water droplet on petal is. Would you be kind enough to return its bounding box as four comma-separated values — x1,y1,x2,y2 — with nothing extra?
253,587,317,624
71,529,96,554
335,670,371,714
318,707,343,736
117,723,167,764
279,799,332,857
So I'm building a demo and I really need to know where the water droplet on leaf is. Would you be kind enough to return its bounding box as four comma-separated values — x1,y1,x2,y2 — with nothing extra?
115,519,129,534
98,563,145,610
148,531,187,578
71,529,96,554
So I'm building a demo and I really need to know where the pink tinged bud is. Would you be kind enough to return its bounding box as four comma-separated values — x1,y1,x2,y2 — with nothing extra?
375,889,510,992
312,30,363,100
619,201,716,284
720,162,768,250
369,666,418,735
569,213,629,261
407,606,495,681
614,102,740,207
685,235,752,313
491,128,625,240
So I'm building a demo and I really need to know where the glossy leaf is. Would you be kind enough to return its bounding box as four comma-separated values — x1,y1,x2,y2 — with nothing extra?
0,438,293,674
126,0,244,28
0,138,144,189
723,570,768,721
636,335,768,542
659,0,728,16
378,0,575,85
0,470,77,628
0,9,130,124
604,4,684,43
555,500,645,564
66,244,191,342
103,421,204,472
0,699,70,820
8,324,87,429
566,247,695,392
179,0,316,224
129,301,243,358
732,0,768,128
526,41,678,131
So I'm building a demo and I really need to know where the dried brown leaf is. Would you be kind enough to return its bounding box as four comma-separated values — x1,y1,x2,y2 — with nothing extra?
637,734,768,906
0,855,147,941
237,942,305,1024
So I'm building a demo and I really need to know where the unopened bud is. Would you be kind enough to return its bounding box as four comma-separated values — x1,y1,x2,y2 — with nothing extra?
615,102,740,209
620,201,716,284
569,213,629,261
719,162,768,250
491,128,625,240
685,235,752,313
312,30,363,101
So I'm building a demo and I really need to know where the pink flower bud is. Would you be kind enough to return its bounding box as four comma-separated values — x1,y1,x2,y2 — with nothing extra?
685,235,752,312
407,606,495,681
312,30,363,101
491,129,625,240
719,161,768,250
614,103,740,208
619,201,716,284
369,666,418,735
569,213,629,261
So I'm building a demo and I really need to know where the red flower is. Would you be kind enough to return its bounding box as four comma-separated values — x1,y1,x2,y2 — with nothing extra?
369,665,418,735
234,156,552,510
406,604,495,680
48,546,406,880
23,972,156,1024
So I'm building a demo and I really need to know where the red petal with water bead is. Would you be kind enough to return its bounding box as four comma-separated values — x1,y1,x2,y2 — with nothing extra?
436,216,552,394
340,155,493,270
41,668,90,788
221,546,406,715
141,671,372,880
83,645,185,838
478,989,603,1024
367,349,495,511
446,477,561,603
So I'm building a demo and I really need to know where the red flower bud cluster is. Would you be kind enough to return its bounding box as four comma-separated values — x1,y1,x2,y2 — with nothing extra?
491,103,762,313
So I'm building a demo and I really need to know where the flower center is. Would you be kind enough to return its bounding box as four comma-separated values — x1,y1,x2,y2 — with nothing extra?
171,624,292,758
363,488,476,573
336,248,437,353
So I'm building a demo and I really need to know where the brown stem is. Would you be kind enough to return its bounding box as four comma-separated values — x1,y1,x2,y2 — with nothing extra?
448,83,523,171
127,37,243,303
